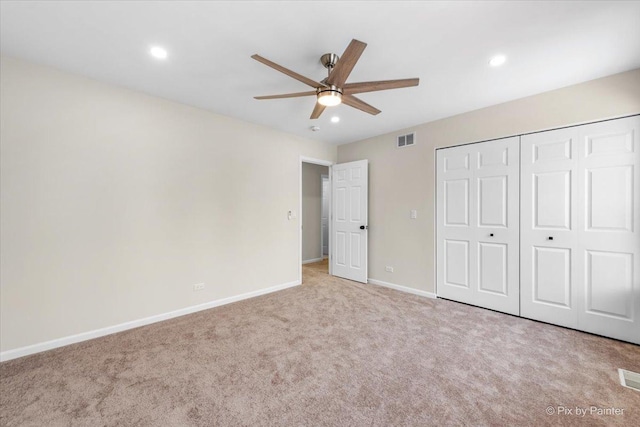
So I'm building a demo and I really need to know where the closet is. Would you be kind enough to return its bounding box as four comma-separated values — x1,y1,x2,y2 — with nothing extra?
436,115,640,344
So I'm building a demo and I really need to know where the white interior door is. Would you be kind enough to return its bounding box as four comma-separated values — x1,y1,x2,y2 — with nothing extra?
436,137,520,315
521,127,579,329
576,116,640,344
332,160,368,283
321,175,329,257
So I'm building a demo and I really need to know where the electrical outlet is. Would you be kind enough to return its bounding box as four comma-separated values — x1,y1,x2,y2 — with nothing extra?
410,209,418,219
385,266,394,273
193,283,205,291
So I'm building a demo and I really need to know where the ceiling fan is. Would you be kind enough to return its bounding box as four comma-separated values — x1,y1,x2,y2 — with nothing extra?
252,39,420,119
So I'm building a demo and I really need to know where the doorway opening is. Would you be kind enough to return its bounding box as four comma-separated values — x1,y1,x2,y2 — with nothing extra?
299,157,368,285
300,158,332,283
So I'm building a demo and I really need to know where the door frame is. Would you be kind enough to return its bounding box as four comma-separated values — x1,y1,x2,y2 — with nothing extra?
300,156,333,284
321,174,329,259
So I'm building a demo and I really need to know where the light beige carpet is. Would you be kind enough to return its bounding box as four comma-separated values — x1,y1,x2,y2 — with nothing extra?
1,261,639,426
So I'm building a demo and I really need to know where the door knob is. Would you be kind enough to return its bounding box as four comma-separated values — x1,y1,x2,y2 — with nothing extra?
548,236,554,240
489,233,494,237
360,225,368,230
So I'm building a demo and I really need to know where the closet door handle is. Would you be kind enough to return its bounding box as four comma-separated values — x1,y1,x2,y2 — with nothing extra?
548,236,554,240
489,233,494,237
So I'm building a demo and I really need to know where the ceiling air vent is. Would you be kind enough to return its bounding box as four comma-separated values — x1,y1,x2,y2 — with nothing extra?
397,132,415,148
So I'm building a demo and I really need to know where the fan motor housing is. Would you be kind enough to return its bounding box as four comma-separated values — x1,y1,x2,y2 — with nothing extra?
316,85,343,96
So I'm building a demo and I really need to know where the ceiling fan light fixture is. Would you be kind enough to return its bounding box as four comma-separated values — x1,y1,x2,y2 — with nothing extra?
317,86,343,107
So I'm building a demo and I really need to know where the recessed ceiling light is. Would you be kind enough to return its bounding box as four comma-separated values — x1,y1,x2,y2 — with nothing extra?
150,46,168,60
331,116,340,123
489,54,506,67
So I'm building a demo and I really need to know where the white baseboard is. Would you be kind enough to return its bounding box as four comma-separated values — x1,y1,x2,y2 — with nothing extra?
0,279,301,362
302,257,323,265
368,278,437,299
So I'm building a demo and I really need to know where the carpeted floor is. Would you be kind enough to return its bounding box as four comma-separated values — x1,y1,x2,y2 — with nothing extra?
1,261,639,426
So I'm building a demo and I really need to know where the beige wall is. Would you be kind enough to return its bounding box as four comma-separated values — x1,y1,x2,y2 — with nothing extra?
0,57,336,353
338,68,640,294
301,163,329,262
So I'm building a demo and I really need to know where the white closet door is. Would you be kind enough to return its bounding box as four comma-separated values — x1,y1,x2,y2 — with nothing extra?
437,144,475,305
474,138,520,314
577,116,640,344
521,128,579,328
437,137,520,315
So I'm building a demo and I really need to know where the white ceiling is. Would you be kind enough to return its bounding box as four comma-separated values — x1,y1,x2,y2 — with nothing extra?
2,1,640,145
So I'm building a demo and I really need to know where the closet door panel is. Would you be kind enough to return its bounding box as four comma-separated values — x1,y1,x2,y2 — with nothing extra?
584,250,632,317
521,128,579,328
437,145,477,305
577,116,640,344
478,242,508,294
586,166,632,231
474,138,520,315
533,171,572,229
444,239,470,289
444,179,470,227
437,137,519,316
533,246,572,307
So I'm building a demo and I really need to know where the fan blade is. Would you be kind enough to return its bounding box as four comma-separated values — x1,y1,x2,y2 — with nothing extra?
326,39,367,87
310,102,326,119
255,91,316,100
342,94,381,115
343,78,419,95
252,54,324,89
